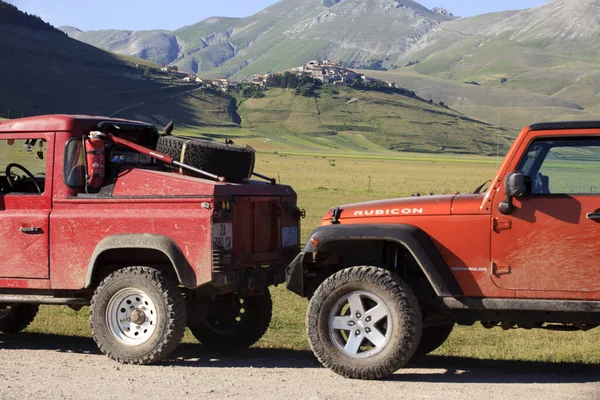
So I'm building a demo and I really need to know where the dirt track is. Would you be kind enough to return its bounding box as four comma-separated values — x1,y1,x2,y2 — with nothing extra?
1,333,599,400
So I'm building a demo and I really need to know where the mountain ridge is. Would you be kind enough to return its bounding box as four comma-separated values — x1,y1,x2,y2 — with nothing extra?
0,0,65,35
10,0,600,134
60,0,456,78
2,0,516,157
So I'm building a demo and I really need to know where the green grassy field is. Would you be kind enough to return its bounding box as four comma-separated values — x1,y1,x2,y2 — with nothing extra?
24,152,600,364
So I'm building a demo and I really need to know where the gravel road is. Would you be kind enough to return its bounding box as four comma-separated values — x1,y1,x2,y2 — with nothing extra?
1,333,599,400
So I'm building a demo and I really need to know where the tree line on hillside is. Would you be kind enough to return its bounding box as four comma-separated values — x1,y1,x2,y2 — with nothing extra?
0,1,65,35
238,72,321,98
267,72,320,97
346,78,420,100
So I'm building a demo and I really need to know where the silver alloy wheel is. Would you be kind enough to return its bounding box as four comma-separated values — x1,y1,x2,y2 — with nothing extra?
328,290,392,358
106,288,158,346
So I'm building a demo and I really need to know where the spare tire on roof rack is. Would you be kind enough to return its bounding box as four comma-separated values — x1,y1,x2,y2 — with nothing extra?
156,135,255,181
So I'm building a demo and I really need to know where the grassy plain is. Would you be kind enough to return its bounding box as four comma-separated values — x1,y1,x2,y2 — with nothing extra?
24,152,600,364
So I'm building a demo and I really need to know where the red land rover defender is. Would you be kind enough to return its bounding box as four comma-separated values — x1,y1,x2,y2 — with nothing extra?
0,114,301,364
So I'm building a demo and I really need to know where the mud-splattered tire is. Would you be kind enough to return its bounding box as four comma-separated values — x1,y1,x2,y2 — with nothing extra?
90,266,186,365
307,266,422,380
156,135,255,180
415,324,454,356
0,304,39,333
189,289,272,348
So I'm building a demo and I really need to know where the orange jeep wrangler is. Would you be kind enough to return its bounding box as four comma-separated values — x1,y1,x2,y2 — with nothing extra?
287,121,600,379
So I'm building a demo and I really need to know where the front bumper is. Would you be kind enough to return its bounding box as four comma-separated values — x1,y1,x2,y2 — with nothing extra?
285,251,311,297
285,228,324,297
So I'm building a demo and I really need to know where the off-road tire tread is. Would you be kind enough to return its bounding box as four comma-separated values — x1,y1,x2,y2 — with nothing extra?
189,289,272,348
156,135,255,180
0,304,39,333
90,266,186,365
307,266,422,380
415,323,454,356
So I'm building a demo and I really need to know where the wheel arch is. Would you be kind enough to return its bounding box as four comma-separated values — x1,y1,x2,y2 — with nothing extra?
286,224,462,298
85,234,197,289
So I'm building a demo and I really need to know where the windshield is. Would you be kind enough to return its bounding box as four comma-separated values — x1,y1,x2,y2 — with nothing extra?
0,139,46,176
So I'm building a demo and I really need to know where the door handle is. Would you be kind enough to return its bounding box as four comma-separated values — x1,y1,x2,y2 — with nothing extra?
586,212,600,222
20,226,43,234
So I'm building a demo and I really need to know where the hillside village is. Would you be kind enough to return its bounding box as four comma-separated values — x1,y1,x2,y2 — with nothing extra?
158,60,398,93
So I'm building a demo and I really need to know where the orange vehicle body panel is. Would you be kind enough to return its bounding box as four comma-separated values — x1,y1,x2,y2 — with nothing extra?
488,127,600,300
317,125,600,301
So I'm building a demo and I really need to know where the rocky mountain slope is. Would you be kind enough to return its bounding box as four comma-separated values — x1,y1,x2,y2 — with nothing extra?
487,0,600,54
401,0,600,68
60,26,181,66
363,0,600,127
61,0,455,78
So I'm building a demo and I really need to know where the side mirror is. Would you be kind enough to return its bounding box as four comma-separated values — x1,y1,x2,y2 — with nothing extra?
499,172,530,215
505,172,529,198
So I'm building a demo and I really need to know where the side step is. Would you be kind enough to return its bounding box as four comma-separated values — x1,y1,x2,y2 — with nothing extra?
0,294,88,305
443,298,600,313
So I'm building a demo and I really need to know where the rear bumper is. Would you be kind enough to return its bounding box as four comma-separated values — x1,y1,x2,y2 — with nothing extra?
211,263,287,294
211,247,299,294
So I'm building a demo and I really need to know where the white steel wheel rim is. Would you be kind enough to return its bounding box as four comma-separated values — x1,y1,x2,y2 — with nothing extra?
328,290,392,358
106,288,158,346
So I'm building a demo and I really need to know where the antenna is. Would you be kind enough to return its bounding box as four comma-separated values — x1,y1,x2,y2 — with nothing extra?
496,111,501,170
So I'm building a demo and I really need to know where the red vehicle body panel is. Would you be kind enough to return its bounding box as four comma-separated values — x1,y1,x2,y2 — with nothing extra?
50,199,213,289
0,131,54,284
0,115,298,292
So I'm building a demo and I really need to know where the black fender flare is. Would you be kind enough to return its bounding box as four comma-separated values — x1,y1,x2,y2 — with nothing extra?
85,234,196,289
286,224,462,298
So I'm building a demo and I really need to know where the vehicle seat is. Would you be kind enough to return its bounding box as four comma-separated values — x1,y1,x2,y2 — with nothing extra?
535,172,550,194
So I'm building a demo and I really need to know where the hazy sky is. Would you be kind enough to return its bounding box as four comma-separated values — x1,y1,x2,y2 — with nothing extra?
7,0,548,31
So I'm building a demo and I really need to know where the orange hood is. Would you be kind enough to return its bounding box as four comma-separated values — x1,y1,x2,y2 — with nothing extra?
322,195,455,224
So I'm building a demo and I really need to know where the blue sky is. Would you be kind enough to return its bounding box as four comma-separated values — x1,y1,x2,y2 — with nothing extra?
7,0,548,31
